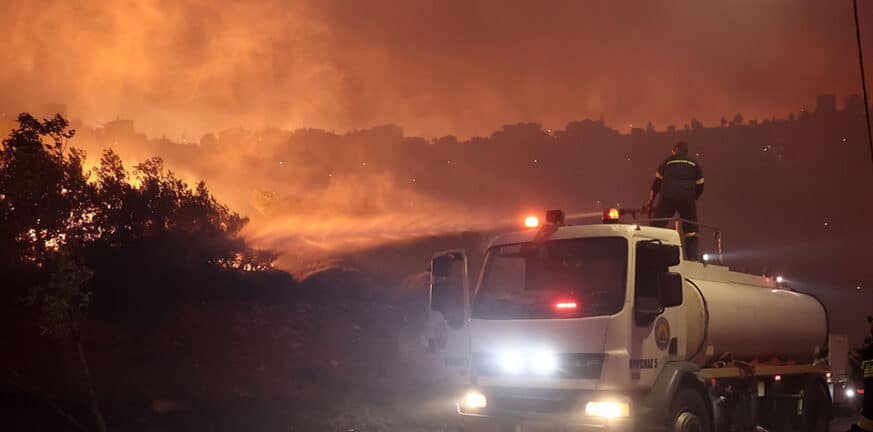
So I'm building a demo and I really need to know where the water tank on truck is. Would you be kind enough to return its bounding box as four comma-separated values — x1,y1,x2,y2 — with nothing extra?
681,267,829,367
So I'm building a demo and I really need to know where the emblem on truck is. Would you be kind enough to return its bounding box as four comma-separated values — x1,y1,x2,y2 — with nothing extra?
654,317,671,351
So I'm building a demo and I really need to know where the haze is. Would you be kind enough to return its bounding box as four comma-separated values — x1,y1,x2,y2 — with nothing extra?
2,0,871,138
2,0,871,342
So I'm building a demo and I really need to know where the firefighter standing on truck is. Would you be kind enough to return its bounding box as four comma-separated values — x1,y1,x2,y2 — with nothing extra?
646,141,704,260
852,315,873,432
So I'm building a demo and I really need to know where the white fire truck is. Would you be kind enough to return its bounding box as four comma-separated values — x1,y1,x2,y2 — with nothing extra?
425,209,831,432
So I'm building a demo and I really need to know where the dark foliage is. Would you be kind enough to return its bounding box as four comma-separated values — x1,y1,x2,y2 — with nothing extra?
0,113,278,325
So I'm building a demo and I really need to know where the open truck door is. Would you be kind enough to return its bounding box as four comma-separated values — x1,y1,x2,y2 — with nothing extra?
424,249,471,384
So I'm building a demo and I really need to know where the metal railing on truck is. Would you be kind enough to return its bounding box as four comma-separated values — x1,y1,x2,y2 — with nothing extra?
616,208,725,264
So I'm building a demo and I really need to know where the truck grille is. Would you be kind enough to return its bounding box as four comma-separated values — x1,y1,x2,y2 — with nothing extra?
487,388,582,414
473,352,605,379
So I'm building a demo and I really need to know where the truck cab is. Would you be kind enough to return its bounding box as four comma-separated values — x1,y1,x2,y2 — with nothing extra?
426,211,831,432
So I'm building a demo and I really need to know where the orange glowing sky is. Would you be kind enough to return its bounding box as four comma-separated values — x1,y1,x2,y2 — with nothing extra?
4,0,872,343
1,0,871,139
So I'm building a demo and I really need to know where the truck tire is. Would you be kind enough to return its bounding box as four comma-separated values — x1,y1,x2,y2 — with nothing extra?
668,388,712,432
800,381,829,432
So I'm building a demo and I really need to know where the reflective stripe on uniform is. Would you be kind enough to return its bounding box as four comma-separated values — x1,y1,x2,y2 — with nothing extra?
685,232,698,237
696,178,705,185
666,159,697,167
655,172,664,179
858,414,873,432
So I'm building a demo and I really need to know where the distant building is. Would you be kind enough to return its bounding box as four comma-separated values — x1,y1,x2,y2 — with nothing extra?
844,94,866,115
103,119,135,136
564,118,617,138
815,94,836,114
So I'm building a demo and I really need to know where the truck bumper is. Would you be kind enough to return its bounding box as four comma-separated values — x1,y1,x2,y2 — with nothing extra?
456,388,649,432
458,403,634,431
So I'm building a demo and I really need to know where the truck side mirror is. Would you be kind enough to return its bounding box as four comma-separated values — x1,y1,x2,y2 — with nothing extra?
429,251,468,329
432,279,464,328
658,272,683,308
639,241,681,267
635,240,682,325
658,244,681,267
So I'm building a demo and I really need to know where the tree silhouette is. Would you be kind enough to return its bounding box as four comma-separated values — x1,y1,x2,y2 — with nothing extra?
1,114,107,432
24,252,106,432
0,114,90,273
1,114,277,428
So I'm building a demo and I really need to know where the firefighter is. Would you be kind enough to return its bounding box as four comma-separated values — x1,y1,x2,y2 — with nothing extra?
851,315,873,432
645,141,704,260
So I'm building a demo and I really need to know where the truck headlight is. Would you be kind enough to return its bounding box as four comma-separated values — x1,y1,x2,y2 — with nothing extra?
585,401,630,418
845,388,856,398
463,391,487,409
499,351,523,374
532,351,558,375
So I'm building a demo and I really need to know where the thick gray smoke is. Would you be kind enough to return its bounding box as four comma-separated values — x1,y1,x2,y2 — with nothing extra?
1,0,870,138
4,0,873,274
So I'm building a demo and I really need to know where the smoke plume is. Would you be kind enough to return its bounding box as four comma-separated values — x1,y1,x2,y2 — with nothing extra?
1,0,870,138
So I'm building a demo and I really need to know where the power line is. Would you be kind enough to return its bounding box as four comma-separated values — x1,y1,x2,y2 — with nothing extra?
854,0,873,172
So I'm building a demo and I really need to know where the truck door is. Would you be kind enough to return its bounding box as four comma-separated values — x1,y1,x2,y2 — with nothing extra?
629,239,687,385
424,249,471,384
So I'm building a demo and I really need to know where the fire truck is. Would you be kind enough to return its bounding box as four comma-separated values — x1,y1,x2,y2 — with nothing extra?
424,209,831,432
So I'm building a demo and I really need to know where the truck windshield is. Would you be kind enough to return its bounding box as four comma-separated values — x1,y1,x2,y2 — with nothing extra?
473,237,627,319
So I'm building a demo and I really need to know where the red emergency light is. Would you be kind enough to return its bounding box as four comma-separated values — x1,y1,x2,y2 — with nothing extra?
524,216,540,228
602,208,620,224
554,301,578,310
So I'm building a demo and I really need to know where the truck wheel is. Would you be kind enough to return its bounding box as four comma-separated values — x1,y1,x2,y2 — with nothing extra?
800,382,829,432
668,388,712,432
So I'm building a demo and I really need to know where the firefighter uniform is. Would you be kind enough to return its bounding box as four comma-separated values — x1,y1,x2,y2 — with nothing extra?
855,317,873,432
649,144,704,260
